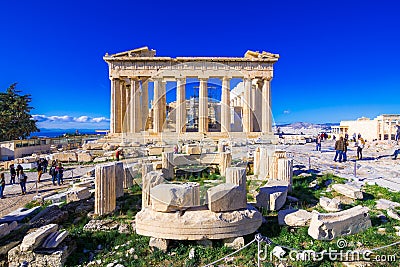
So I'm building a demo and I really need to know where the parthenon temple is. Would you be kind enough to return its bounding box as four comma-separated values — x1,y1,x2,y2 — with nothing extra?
103,47,279,139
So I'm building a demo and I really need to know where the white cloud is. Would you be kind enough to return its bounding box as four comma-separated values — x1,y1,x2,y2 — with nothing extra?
75,116,89,122
283,110,290,114
32,114,110,129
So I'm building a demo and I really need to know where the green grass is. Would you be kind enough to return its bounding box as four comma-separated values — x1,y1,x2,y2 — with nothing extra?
44,171,400,266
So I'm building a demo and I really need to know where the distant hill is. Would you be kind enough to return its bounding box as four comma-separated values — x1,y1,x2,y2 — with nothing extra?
275,122,339,130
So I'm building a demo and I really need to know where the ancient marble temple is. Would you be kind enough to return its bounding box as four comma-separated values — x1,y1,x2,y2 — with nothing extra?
103,47,279,138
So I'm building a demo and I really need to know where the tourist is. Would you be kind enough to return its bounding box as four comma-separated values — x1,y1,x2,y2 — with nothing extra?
352,133,357,142
334,136,345,162
18,170,27,195
36,160,43,183
16,164,23,177
42,158,49,173
356,134,365,160
115,149,120,161
393,145,400,160
56,163,64,185
49,160,57,185
315,134,322,152
396,124,400,143
0,173,6,198
9,164,16,185
342,136,349,162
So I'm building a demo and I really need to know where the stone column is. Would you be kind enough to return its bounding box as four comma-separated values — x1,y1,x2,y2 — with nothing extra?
219,152,232,177
125,82,131,133
162,152,174,180
120,80,127,133
129,78,138,133
115,162,124,198
254,146,270,179
381,120,385,140
95,163,116,215
262,77,272,134
270,150,287,179
161,81,167,130
110,78,120,133
226,167,247,192
221,77,231,132
123,166,137,189
199,78,208,133
135,81,142,131
141,79,149,130
153,79,162,133
389,120,392,140
142,163,154,179
253,80,263,132
277,158,293,192
242,78,252,133
176,78,186,133
114,79,123,133
142,171,164,209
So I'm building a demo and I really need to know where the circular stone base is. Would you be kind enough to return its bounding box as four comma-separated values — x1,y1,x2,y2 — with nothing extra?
135,204,262,240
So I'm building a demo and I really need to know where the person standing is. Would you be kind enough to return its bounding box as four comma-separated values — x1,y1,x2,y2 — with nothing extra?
42,158,49,173
36,160,43,183
0,173,6,198
393,145,400,160
342,136,349,162
334,136,345,162
55,163,64,186
9,164,16,185
357,134,365,160
49,160,57,185
16,164,23,177
396,124,400,143
18,170,27,195
315,134,322,152
115,149,120,161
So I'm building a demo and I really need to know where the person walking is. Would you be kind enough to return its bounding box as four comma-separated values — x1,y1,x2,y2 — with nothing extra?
55,163,64,186
396,124,400,143
36,160,43,183
42,158,49,173
334,136,345,162
9,164,16,185
392,145,400,160
49,160,57,185
356,134,365,160
0,173,6,198
342,136,349,162
315,134,322,152
18,170,27,195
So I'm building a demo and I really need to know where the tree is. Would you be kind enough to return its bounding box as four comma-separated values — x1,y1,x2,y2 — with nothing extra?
0,83,39,141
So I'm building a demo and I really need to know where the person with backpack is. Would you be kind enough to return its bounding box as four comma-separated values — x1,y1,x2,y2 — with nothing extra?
357,134,365,160
315,134,322,152
55,163,64,186
342,136,349,162
0,173,6,198
36,160,43,183
334,136,345,162
9,164,16,185
18,170,27,195
49,160,57,185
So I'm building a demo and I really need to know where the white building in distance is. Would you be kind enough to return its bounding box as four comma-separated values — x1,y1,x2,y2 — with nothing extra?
332,114,400,141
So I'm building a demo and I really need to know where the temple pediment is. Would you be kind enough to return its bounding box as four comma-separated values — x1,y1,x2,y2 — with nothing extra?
244,50,280,59
107,46,156,58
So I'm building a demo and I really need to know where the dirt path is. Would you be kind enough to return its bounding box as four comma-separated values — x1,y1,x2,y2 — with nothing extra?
0,165,95,218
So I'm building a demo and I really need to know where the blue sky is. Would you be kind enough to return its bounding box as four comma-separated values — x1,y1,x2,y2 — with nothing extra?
1,0,399,129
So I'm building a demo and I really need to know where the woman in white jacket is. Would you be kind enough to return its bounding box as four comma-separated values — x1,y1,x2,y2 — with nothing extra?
18,170,27,195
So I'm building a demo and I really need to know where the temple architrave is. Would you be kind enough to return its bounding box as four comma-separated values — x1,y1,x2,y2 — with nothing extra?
103,47,279,140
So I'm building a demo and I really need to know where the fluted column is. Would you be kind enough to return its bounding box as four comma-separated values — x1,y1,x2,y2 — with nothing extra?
110,78,120,133
242,78,252,133
221,77,231,132
141,79,149,130
380,120,384,140
153,78,162,133
129,78,140,133
176,78,186,133
161,81,167,130
120,80,127,133
199,78,208,133
135,81,142,131
125,82,131,133
389,120,392,140
253,80,262,132
262,76,272,134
